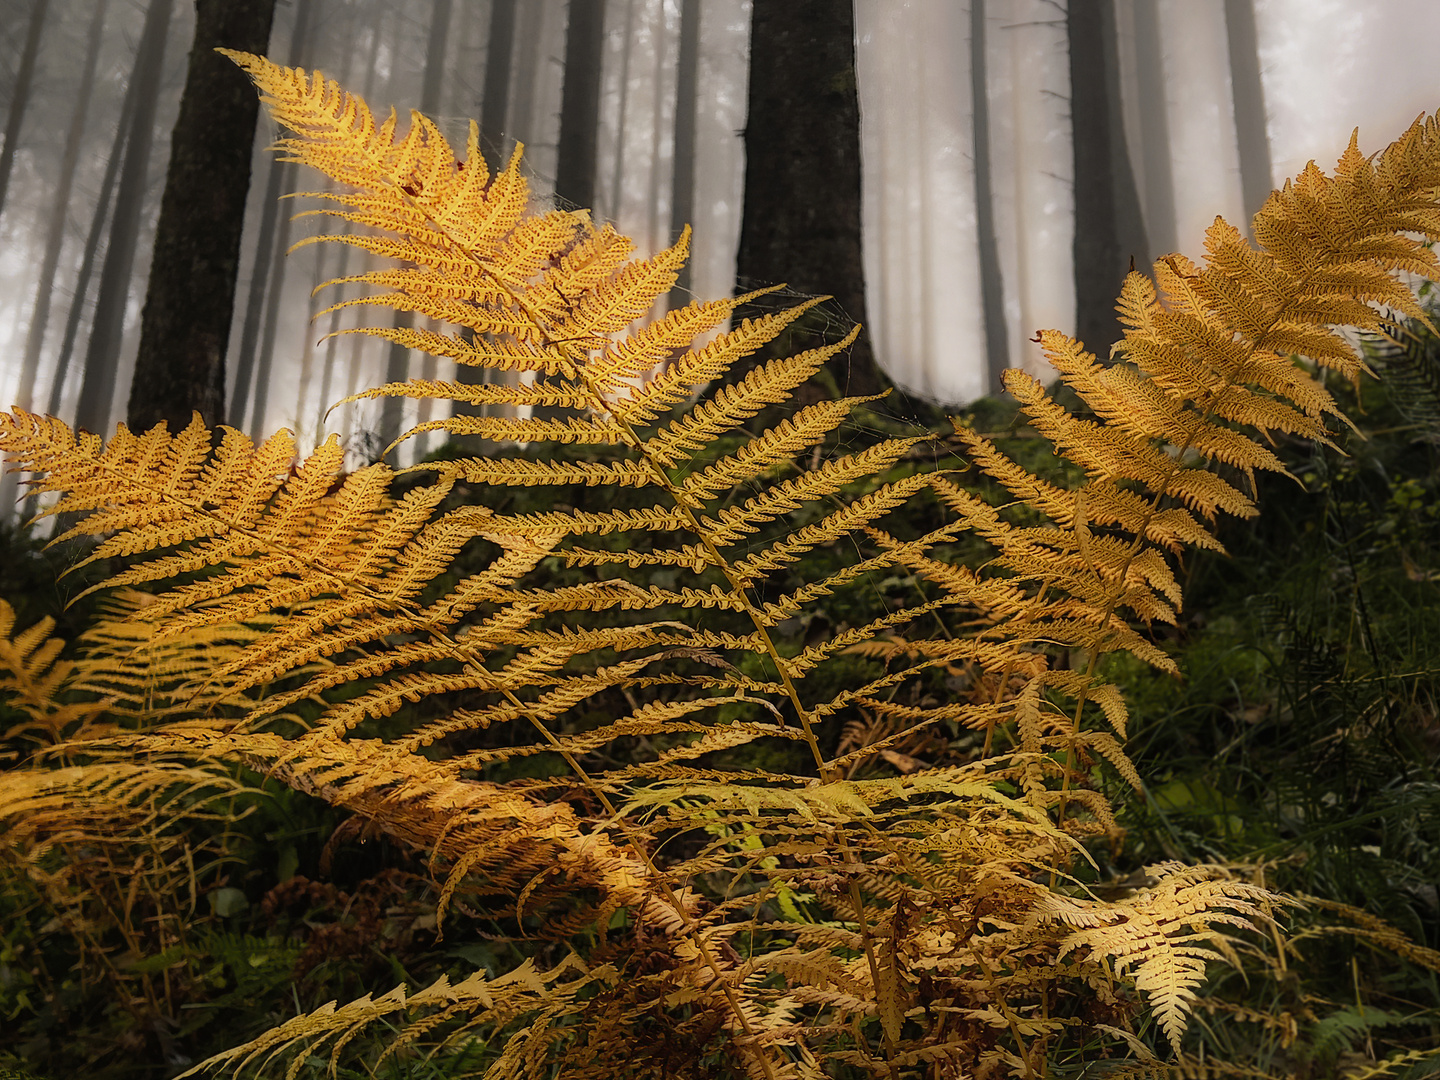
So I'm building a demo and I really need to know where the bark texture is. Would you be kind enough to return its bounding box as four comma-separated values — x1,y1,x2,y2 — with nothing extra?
735,0,881,399
128,0,278,433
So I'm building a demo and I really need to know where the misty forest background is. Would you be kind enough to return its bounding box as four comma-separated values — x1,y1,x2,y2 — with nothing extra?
0,0,1437,496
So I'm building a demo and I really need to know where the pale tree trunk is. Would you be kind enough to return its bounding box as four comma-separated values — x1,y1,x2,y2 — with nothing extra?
736,0,881,400
237,0,315,439
606,0,636,223
299,2,362,441
0,0,49,223
378,0,455,453
74,0,176,437
1224,0,1272,228
1067,0,1148,357
16,0,106,414
970,0,1008,395
129,0,279,434
1132,0,1176,256
318,4,389,437
644,4,667,257
668,0,699,305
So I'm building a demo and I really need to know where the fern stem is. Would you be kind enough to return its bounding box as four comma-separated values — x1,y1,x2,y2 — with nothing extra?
372,183,797,1079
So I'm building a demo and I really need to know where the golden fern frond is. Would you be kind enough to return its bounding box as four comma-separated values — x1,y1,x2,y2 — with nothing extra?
176,959,583,1080
1035,863,1278,1054
6,51,1440,1080
0,600,85,742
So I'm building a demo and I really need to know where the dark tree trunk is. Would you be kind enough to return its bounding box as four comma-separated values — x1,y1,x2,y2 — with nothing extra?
0,0,49,223
418,0,453,118
554,0,606,210
1224,0,1272,228
735,0,881,400
668,0,699,305
48,72,137,419
970,0,1008,395
508,1,547,149
455,0,519,417
17,0,106,414
128,0,279,434
378,0,454,452
1067,0,1148,357
478,0,516,172
74,0,176,437
1132,0,1175,256
232,0,314,437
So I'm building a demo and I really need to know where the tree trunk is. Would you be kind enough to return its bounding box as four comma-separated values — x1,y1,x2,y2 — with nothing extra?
643,1,667,256
233,0,314,437
478,0,516,172
303,3,364,439
735,0,881,399
605,0,636,223
16,0,106,414
47,75,137,419
508,1,548,152
128,0,278,434
3,0,104,520
1224,0,1272,228
1067,0,1148,358
454,0,519,419
318,5,390,433
73,0,176,437
554,0,607,211
668,0,699,305
378,0,455,453
970,0,1008,395
1132,0,1176,256
0,0,49,223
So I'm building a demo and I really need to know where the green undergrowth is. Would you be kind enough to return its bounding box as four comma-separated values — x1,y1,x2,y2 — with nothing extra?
1,341,1436,1076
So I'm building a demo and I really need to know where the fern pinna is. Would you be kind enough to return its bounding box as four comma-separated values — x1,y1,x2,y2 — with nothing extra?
2,50,1440,1078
